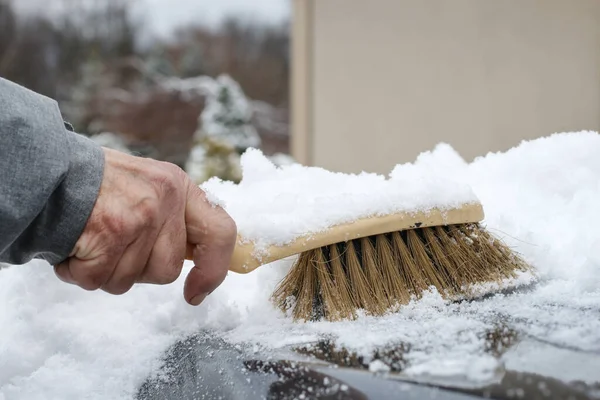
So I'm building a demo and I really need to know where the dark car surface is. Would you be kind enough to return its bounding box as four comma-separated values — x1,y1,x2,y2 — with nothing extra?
136,331,599,400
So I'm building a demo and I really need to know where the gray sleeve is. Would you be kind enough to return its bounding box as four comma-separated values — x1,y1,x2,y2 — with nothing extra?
0,77,105,265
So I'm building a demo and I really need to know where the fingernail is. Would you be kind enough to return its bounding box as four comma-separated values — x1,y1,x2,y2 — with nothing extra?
190,293,208,306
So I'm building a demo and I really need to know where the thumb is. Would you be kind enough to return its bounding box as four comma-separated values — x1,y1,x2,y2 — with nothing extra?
183,183,237,306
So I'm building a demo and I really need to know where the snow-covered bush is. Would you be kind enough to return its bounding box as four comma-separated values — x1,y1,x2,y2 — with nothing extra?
185,74,261,184
199,74,261,152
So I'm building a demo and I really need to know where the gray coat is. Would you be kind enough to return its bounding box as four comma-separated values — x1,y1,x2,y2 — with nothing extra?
0,77,104,265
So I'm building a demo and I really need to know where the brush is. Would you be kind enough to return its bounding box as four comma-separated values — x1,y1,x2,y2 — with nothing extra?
186,199,533,322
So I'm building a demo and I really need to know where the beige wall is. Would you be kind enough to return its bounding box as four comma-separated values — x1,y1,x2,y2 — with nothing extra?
292,0,600,174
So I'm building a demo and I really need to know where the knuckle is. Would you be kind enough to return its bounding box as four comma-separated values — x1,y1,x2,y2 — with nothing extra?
159,268,181,285
103,213,127,236
72,254,116,291
103,281,134,295
218,214,238,244
152,163,184,198
157,255,184,284
102,268,139,295
78,272,106,291
161,161,185,177
136,197,160,224
142,239,184,286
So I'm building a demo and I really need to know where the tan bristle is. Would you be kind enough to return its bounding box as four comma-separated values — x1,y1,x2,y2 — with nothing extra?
461,225,507,282
328,244,357,319
434,225,480,285
442,225,500,296
406,229,446,292
270,222,533,322
313,247,352,320
463,224,529,279
375,234,411,307
360,237,390,314
271,250,315,320
271,251,306,312
421,227,461,295
390,231,429,296
457,225,503,281
345,240,376,313
295,250,318,320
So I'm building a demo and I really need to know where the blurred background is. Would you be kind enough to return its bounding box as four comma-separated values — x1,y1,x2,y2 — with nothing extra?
0,0,292,184
2,0,600,182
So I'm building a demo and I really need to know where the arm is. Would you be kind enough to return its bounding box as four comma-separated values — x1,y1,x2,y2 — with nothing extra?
0,77,236,305
0,77,104,265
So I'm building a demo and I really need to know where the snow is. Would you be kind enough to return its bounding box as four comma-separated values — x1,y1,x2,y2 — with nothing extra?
1,131,600,399
201,147,479,252
368,359,391,373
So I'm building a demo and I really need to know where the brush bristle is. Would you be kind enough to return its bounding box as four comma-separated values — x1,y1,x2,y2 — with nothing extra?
271,223,532,322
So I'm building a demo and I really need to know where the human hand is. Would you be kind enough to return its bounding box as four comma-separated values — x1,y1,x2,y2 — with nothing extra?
54,147,237,305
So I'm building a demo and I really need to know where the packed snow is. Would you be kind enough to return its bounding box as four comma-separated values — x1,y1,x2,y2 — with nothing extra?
201,147,479,252
1,131,600,399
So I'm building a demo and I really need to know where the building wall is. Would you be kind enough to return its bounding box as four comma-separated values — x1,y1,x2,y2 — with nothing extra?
292,0,600,174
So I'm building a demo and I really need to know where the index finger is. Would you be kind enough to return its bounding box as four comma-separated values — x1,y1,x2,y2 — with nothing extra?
183,183,237,306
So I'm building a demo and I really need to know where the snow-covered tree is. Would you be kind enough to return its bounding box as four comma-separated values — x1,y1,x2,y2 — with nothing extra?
186,74,261,184
199,74,261,152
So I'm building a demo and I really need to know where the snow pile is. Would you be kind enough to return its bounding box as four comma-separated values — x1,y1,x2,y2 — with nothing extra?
1,131,600,399
201,147,479,251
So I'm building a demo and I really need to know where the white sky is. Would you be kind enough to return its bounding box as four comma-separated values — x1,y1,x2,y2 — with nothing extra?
136,0,290,37
14,0,291,40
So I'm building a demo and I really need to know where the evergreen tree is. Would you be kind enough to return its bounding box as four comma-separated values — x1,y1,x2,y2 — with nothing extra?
186,74,261,184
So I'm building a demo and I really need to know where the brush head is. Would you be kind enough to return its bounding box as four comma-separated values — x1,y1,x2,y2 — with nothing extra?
198,148,484,274
223,202,487,273
271,222,532,322
194,149,533,321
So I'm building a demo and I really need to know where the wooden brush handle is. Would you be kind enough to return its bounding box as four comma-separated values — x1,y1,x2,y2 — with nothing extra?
183,202,485,275
184,240,259,274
